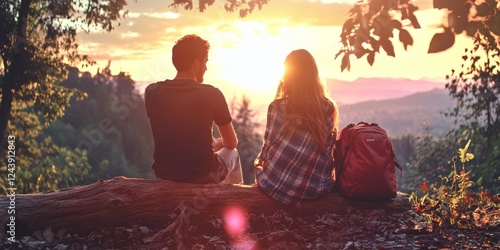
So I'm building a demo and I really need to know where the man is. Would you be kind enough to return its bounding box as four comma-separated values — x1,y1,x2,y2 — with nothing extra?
145,34,242,184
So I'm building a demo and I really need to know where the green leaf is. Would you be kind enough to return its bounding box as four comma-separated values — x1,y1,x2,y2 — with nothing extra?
448,12,467,34
390,20,403,30
342,18,354,34
380,38,395,57
463,139,471,152
488,12,500,36
369,0,385,14
475,3,491,17
458,140,474,163
408,4,421,28
464,153,474,162
341,52,350,72
401,7,409,20
428,28,455,53
334,50,343,60
466,23,478,37
433,0,447,9
354,46,367,59
367,51,375,66
348,5,360,16
355,29,370,43
369,37,380,52
399,29,413,50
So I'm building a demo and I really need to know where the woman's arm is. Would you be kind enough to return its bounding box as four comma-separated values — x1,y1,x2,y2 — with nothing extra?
255,102,280,167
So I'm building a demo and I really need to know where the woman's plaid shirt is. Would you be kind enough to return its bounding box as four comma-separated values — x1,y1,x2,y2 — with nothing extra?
255,98,336,205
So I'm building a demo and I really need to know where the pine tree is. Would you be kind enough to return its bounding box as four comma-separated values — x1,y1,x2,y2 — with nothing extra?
230,96,263,184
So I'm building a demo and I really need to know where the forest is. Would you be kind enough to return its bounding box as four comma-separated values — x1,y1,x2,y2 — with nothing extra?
1,64,495,194
0,0,499,248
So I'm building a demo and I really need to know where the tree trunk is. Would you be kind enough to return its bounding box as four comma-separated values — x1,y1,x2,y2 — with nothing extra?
0,82,14,155
0,176,410,238
0,0,31,156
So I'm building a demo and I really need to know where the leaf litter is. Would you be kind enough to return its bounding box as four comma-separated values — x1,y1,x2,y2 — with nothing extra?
2,205,499,249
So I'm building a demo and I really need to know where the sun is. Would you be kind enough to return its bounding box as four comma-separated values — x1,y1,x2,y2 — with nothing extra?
216,22,289,95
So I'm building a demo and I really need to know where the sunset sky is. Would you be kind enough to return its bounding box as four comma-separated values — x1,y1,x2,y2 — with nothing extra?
77,0,473,104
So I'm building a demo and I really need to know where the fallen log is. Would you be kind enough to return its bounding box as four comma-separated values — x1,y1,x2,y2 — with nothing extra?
0,176,410,238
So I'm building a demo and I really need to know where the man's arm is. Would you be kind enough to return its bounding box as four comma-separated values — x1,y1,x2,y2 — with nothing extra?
216,122,238,149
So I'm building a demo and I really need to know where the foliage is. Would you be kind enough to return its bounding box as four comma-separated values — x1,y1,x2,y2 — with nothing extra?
0,0,127,156
168,0,270,17
391,134,418,193
446,66,500,140
336,0,500,71
0,99,92,194
0,65,155,195
401,123,499,194
449,126,500,192
444,27,500,182
429,0,499,53
403,128,458,190
46,65,155,182
410,140,500,230
336,0,500,195
229,96,263,184
442,0,500,193
335,0,421,71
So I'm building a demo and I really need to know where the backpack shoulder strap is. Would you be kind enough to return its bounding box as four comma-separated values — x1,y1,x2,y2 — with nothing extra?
334,123,355,177
395,158,403,174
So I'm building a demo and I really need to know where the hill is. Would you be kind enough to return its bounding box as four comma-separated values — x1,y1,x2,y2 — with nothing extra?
338,88,455,138
327,77,446,105
137,78,455,138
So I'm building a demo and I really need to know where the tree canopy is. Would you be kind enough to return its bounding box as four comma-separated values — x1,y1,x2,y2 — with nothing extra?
168,0,270,17
335,0,499,191
336,0,500,71
1,0,498,194
0,65,155,194
0,0,127,156
230,96,263,184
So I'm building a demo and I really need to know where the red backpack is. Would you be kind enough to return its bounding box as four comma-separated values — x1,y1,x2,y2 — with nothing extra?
334,122,402,199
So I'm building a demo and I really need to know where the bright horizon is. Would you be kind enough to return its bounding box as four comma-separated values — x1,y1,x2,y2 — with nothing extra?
77,0,472,107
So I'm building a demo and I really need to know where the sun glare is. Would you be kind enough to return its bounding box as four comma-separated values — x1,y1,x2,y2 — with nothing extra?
217,22,288,95
223,206,247,236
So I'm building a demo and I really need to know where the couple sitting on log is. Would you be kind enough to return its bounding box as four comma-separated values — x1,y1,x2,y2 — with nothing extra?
145,34,339,206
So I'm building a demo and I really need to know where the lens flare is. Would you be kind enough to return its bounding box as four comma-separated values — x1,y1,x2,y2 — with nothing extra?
223,206,247,237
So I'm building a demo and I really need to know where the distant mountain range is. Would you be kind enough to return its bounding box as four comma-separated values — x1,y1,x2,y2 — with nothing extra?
338,88,455,138
327,77,447,105
136,77,457,137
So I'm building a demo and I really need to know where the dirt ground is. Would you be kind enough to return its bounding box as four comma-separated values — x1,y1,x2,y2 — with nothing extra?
2,204,499,250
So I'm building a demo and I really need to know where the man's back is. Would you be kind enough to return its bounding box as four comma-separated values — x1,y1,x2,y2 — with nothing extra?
145,79,232,181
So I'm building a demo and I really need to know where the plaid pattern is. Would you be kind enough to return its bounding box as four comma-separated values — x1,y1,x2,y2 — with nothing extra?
255,98,336,205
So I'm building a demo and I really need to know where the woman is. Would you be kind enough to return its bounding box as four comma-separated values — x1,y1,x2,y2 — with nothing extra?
254,49,339,205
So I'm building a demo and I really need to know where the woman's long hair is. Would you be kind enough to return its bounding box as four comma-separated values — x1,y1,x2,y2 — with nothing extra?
275,49,339,148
